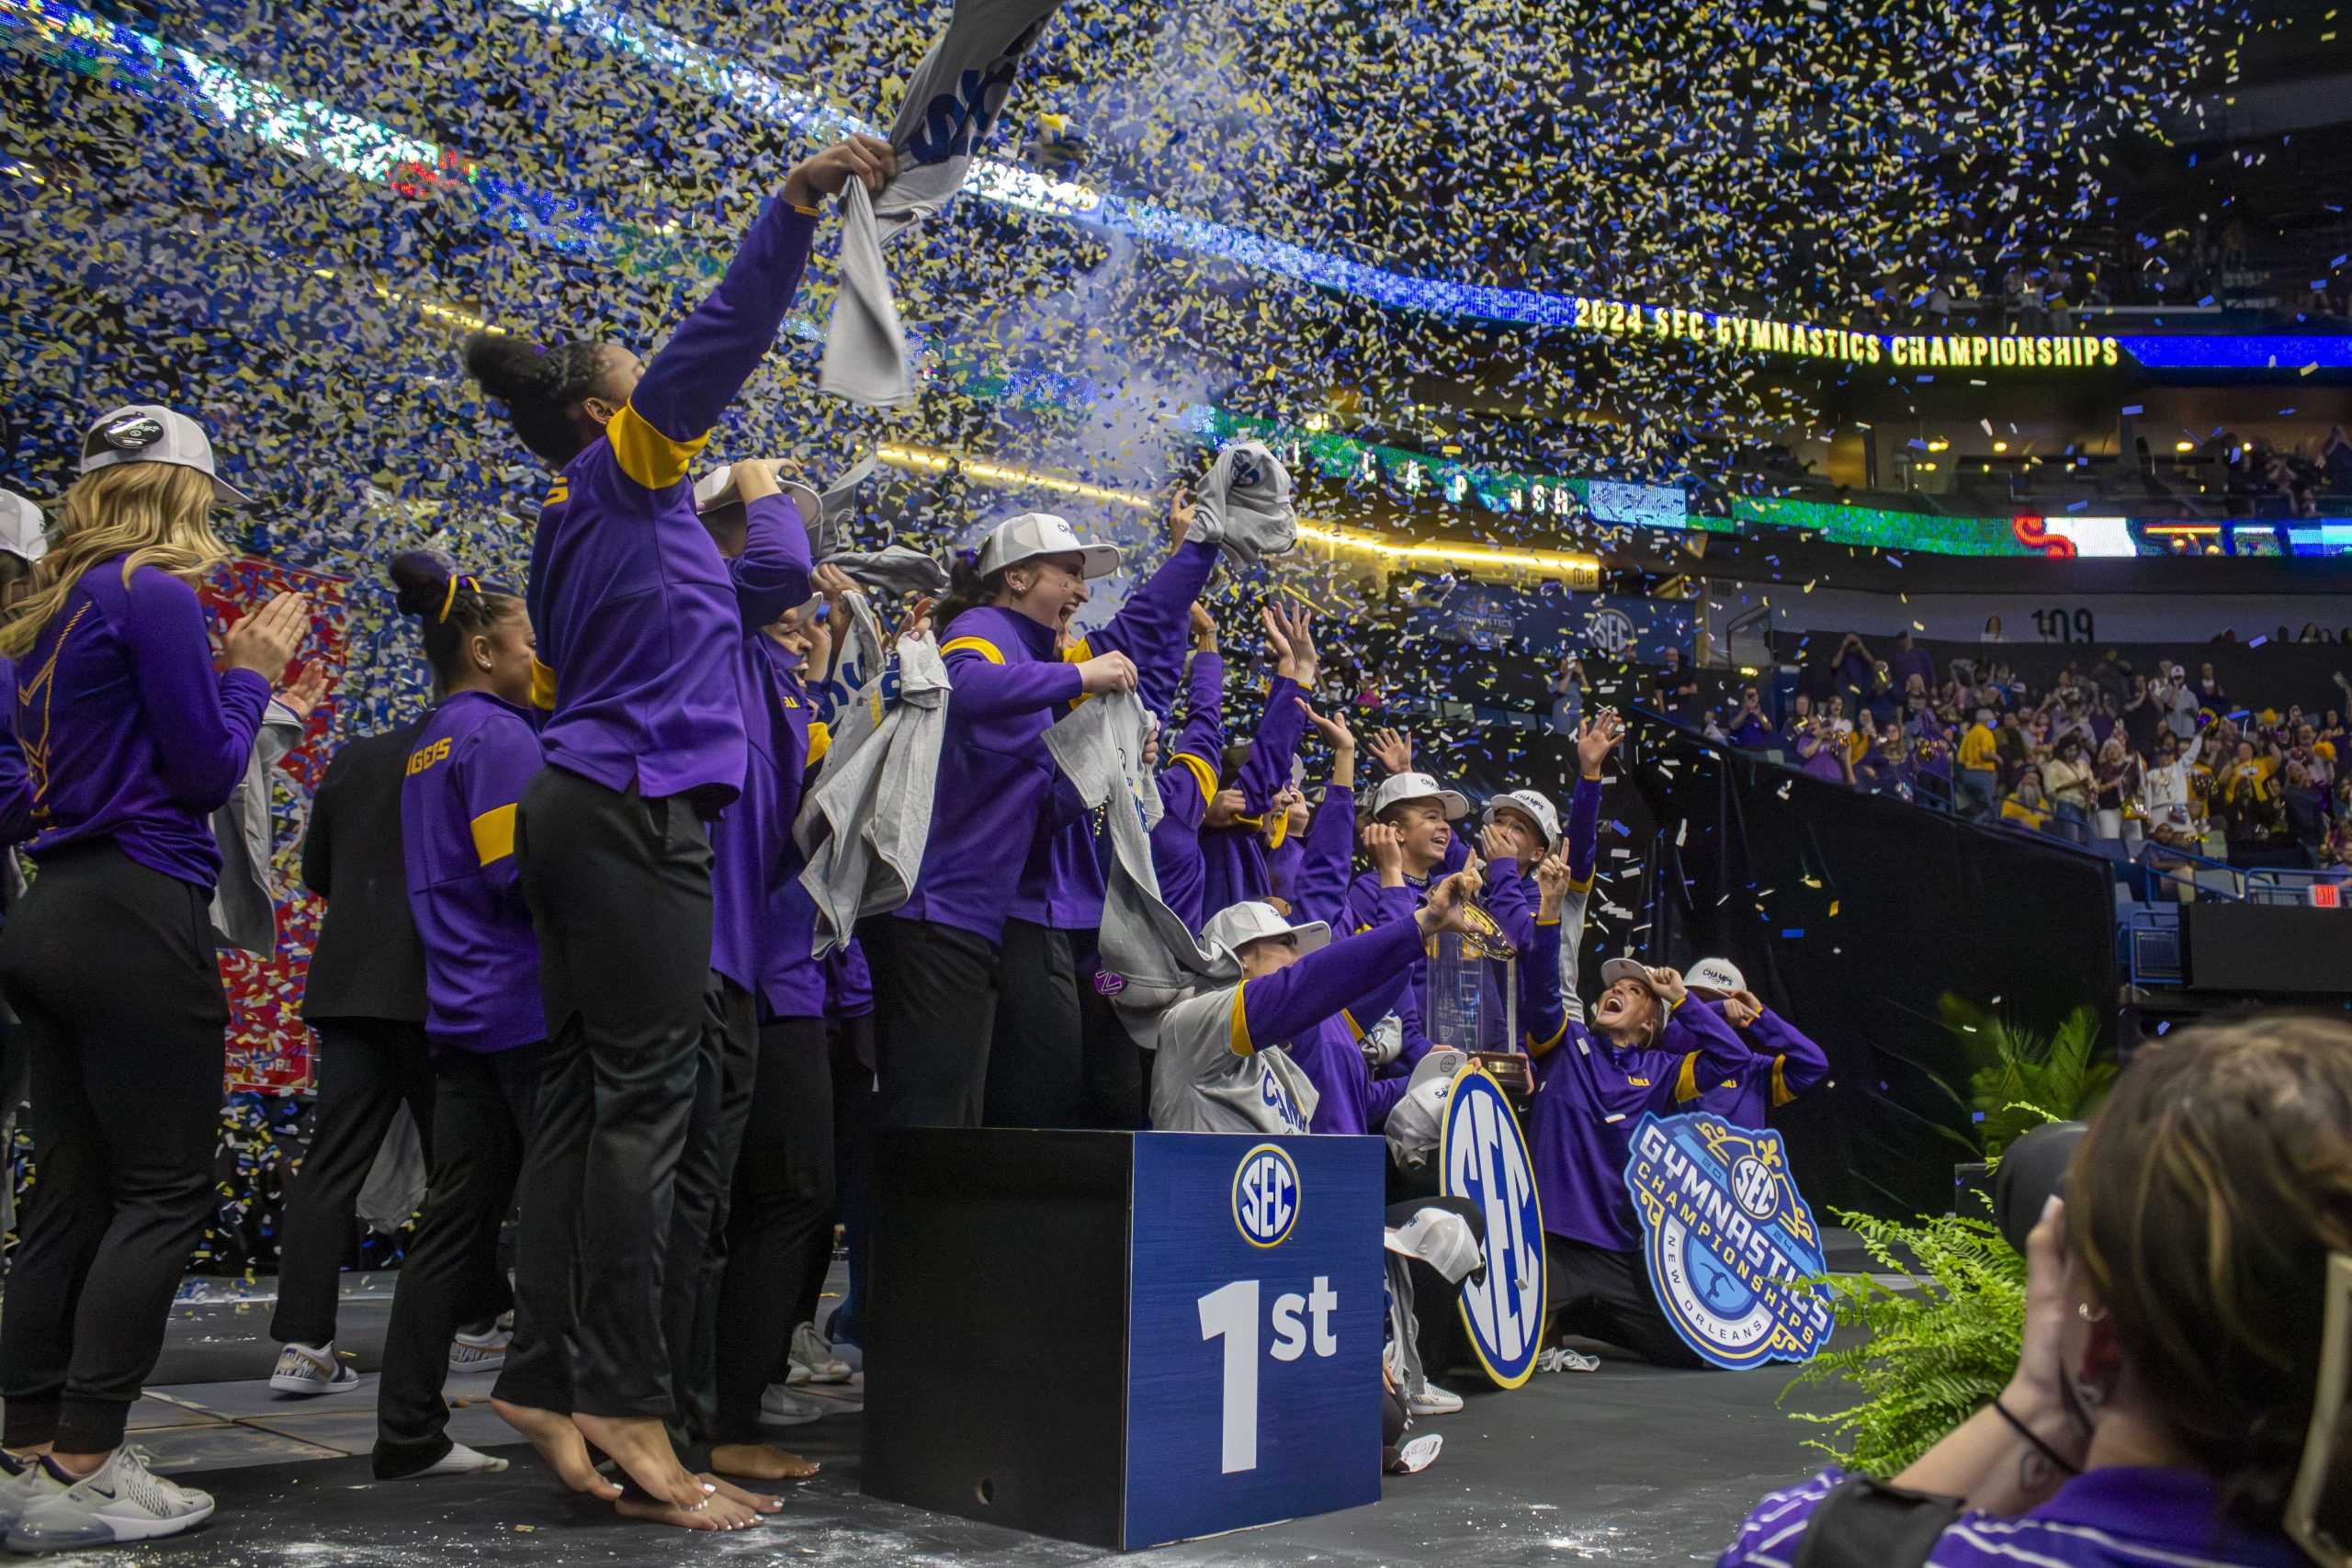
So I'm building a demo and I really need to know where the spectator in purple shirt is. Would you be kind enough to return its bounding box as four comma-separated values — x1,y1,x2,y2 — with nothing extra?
0,407,306,1550
1888,628,1937,694
1715,1014,2351,1568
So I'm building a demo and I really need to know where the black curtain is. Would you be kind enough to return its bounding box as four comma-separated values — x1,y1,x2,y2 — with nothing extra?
1611,714,2118,1219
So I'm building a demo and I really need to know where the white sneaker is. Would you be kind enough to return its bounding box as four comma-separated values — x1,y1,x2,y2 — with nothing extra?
1406,1382,1464,1416
270,1341,361,1396
0,1451,65,1531
6,1447,214,1550
789,1323,852,1385
757,1383,828,1427
447,1323,511,1375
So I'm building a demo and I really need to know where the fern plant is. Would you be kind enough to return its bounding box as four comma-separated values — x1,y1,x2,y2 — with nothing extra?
1938,995,2114,1159
1784,1208,2026,1476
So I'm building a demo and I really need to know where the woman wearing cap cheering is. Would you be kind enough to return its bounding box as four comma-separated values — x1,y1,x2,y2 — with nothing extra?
458,136,888,1526
980,496,1223,1133
1520,955,1755,1368
0,405,307,1550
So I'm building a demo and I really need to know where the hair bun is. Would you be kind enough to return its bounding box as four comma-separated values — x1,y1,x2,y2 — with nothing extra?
460,332,548,405
388,549,457,616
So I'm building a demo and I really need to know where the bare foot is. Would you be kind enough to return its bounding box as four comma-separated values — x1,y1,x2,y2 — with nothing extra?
707,1444,817,1483
614,1492,762,1531
492,1400,622,1499
571,1413,702,1510
699,1472,782,1511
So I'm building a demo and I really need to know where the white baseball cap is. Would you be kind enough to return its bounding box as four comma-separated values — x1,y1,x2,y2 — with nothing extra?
1481,789,1560,848
1368,771,1470,822
0,489,47,565
1202,899,1330,961
78,405,251,505
974,512,1120,580
694,463,823,532
1597,958,1673,1043
1685,957,1747,999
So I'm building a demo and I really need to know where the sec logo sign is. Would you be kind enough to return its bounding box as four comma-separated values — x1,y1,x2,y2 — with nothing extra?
1231,1145,1301,1249
1440,1066,1545,1389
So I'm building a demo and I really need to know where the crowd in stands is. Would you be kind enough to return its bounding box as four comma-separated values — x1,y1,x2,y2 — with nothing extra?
1690,630,2352,870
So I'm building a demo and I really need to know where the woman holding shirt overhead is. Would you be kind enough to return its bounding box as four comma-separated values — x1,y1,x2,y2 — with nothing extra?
0,406,305,1551
458,134,889,1529
865,512,1140,1133
370,554,550,1484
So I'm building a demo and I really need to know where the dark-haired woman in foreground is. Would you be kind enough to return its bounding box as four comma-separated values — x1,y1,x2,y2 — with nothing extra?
1715,1014,2351,1568
459,135,890,1529
368,554,550,1483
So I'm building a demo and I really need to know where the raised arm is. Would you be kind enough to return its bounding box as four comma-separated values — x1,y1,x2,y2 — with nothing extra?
1521,903,1568,1055
1288,704,1358,929
131,573,279,811
1232,919,1425,1055
1159,645,1226,828
1668,984,1758,1107
728,479,815,628
614,143,889,492
1077,511,1220,718
1747,1004,1831,1107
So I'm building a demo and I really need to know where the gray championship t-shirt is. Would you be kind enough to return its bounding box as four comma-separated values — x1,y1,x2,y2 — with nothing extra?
1145,984,1322,1135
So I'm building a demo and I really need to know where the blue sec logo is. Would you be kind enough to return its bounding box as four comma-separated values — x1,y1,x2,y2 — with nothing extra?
1439,1066,1546,1389
1231,1144,1301,1249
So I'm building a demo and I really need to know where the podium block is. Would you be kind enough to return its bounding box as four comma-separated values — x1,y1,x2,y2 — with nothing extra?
865,1129,1385,1551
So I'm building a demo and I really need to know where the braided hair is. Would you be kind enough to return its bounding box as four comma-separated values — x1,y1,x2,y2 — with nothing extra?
460,332,614,468
389,550,522,691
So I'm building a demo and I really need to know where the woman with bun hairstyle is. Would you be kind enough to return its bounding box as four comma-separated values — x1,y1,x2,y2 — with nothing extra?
368,553,552,1484
459,137,888,1526
0,407,306,1551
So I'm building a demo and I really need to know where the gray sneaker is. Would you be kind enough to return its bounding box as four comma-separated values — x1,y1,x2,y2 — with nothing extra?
0,1451,65,1532
6,1447,214,1550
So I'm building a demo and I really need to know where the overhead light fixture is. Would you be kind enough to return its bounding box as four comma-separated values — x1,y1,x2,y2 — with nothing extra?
1992,440,2008,453
2175,440,2195,452
1927,438,1950,452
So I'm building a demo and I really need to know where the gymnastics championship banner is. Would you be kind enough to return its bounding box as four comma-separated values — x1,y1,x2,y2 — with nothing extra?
199,558,349,1094
1623,1111,1832,1371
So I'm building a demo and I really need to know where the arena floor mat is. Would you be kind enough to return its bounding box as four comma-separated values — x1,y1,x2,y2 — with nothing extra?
37,1264,1861,1565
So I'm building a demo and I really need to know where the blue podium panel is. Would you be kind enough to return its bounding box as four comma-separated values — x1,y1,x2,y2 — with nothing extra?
1122,1133,1385,1551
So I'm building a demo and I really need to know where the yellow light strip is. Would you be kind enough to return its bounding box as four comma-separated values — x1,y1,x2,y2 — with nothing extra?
1295,521,1601,582
873,444,1603,581
876,444,1155,511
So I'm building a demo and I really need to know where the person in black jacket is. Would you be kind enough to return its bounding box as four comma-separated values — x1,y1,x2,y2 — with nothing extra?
266,725,503,1393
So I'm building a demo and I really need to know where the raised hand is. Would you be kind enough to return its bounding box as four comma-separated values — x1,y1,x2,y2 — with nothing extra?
275,660,334,720
1190,602,1217,654
221,592,309,682
1533,853,1572,918
1648,966,1689,1008
1577,708,1627,778
783,135,897,208
1363,821,1406,879
1261,601,1319,688
1169,486,1199,552
1367,727,1413,776
1480,821,1524,866
1299,700,1353,753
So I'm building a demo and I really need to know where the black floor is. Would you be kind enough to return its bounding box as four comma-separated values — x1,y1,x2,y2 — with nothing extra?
54,1269,1861,1565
